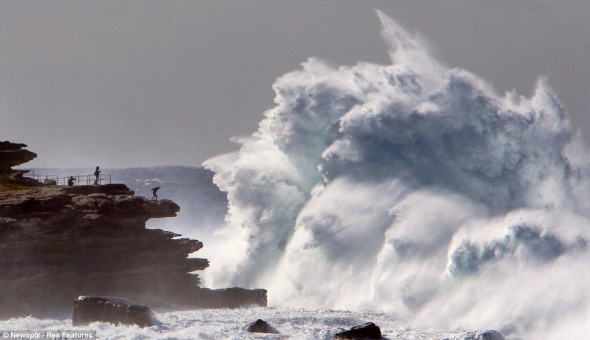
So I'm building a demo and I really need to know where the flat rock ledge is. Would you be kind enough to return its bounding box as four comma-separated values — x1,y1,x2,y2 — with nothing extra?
0,184,267,318
72,296,155,328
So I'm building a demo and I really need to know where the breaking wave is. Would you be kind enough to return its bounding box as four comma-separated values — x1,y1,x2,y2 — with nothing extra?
204,10,590,338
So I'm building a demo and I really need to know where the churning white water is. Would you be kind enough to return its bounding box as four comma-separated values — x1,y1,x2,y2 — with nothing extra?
202,10,590,339
0,307,488,339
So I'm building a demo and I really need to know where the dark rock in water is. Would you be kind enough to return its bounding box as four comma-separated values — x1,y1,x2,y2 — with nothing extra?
472,330,505,340
246,319,279,334
335,322,382,339
72,296,155,327
193,287,268,308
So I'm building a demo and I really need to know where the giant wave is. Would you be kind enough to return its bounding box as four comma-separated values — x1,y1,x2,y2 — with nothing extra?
204,11,590,338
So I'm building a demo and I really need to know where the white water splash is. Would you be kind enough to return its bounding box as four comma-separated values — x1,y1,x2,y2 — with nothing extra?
0,307,484,340
204,10,590,338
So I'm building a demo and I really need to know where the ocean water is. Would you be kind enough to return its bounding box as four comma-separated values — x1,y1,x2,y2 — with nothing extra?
15,10,590,339
0,307,486,339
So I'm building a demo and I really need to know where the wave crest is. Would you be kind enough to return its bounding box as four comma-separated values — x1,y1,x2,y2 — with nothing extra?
204,10,590,338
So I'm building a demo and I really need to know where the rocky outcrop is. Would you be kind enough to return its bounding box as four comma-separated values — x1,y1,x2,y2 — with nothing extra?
462,330,505,340
194,287,268,308
72,296,155,327
246,319,279,334
335,322,382,339
0,141,37,174
0,184,267,318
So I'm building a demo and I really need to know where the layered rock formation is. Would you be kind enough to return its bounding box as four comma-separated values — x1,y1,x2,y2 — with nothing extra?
0,183,266,318
0,141,42,187
0,141,266,318
0,141,37,174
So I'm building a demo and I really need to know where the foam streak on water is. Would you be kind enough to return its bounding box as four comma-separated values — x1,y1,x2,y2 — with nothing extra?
203,10,590,339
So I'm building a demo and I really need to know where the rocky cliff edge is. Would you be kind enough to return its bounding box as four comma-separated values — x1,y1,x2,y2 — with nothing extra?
0,184,266,318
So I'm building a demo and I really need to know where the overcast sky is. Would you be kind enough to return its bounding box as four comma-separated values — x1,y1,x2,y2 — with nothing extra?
1,1,589,168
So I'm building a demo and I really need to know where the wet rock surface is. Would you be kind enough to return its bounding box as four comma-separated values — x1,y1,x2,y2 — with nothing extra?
335,322,382,339
72,296,155,328
246,319,279,334
462,330,506,340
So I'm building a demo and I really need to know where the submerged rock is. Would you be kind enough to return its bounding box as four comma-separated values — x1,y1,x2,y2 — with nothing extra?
246,319,279,334
335,322,382,339
72,296,155,327
475,330,505,340
459,330,506,340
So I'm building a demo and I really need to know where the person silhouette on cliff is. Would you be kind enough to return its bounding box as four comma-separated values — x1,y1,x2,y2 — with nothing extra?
94,166,101,185
68,176,76,186
151,187,160,201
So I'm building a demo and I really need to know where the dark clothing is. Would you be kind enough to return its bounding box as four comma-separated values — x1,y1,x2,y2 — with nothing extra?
94,167,101,185
151,187,160,201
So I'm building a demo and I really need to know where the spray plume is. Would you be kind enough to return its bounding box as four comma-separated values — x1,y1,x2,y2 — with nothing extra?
204,10,590,338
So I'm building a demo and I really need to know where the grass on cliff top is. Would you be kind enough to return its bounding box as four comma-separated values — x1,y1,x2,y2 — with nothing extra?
0,175,35,192
0,183,33,191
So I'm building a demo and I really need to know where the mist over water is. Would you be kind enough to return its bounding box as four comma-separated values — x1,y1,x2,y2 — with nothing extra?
203,11,590,338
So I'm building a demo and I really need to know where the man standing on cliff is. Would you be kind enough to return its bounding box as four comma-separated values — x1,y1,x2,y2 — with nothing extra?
151,186,160,201
94,166,101,185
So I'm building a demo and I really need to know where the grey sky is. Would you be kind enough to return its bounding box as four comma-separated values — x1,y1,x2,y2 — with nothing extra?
1,1,589,168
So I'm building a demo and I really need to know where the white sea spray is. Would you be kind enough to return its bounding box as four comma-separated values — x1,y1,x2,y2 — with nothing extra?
203,10,590,339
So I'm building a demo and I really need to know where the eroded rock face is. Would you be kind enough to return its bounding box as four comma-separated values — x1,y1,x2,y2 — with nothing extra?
0,184,267,318
0,141,37,174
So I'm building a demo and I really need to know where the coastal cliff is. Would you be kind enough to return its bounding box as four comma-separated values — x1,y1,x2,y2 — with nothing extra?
0,142,266,318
